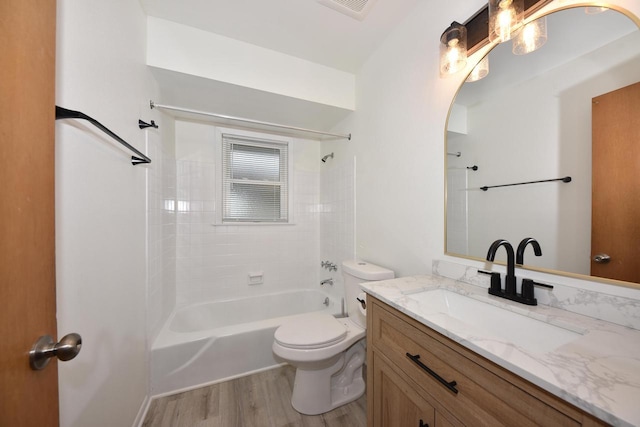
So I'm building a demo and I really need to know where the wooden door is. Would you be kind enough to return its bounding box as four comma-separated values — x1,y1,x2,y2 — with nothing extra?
0,0,59,425
591,81,640,283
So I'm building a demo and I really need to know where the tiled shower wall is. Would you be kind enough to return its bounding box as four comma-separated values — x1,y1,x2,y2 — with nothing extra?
172,120,324,307
147,119,177,343
319,155,356,309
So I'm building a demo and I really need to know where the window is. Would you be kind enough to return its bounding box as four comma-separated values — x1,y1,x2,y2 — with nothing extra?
221,133,290,223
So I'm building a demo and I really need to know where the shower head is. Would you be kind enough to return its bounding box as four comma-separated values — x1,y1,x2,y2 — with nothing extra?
321,152,334,163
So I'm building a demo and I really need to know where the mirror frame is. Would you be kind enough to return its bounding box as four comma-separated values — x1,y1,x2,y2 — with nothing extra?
444,1,640,290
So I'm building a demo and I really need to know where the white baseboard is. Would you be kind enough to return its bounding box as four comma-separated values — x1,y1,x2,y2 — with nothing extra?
133,394,151,427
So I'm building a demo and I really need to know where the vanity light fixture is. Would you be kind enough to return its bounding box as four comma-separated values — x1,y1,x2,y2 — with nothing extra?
440,22,468,76
512,16,547,55
466,56,489,82
488,0,524,43
585,6,607,14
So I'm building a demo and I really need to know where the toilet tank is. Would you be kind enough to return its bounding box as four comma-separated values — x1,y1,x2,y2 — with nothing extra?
342,260,394,329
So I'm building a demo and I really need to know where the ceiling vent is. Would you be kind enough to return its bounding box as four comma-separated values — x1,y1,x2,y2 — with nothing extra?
317,0,378,21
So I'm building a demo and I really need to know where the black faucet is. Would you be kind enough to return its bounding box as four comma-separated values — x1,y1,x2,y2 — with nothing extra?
485,238,552,306
515,238,553,304
516,237,542,265
486,239,517,296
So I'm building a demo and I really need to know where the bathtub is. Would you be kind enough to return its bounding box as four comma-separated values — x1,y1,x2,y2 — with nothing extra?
151,289,340,396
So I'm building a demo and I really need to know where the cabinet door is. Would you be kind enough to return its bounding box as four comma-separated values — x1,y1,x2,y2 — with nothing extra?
435,411,463,427
372,352,435,427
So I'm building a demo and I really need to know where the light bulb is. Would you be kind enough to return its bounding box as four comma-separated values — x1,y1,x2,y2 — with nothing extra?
489,0,524,43
513,17,547,55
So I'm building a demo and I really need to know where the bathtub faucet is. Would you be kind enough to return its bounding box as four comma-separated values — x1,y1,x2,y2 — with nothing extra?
320,278,334,286
323,297,330,306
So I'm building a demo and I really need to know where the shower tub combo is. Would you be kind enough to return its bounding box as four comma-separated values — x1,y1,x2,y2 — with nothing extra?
151,289,340,395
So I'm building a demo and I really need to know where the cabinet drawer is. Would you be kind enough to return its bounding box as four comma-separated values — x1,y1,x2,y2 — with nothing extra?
370,299,581,427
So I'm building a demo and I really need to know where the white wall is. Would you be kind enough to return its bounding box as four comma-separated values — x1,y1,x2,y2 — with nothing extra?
147,17,355,110
55,1,162,426
319,153,357,305
328,0,640,288
147,118,176,343
323,0,486,276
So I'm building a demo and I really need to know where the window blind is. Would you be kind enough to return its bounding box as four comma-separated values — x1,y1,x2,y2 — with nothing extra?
222,134,289,222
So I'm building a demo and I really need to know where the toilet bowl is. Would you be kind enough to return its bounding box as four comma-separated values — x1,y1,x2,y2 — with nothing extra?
272,260,394,415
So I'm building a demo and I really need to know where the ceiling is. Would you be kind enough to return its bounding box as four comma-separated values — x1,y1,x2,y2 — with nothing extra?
140,0,420,73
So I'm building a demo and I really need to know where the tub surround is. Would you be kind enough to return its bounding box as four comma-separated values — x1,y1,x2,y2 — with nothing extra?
361,273,640,426
151,289,337,395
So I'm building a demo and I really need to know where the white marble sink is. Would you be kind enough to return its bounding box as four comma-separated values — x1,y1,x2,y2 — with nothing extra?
405,289,583,354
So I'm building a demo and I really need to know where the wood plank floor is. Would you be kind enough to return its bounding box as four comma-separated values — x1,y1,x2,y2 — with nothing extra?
142,365,367,427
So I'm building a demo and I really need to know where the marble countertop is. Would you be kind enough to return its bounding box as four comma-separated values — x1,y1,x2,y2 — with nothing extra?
361,275,640,427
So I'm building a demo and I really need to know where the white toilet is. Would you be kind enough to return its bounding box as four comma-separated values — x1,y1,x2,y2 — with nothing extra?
272,260,394,415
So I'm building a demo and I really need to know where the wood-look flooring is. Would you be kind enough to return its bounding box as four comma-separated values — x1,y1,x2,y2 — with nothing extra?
142,365,367,427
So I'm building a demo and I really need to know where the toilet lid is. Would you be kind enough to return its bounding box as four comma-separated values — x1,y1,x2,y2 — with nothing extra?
275,313,347,349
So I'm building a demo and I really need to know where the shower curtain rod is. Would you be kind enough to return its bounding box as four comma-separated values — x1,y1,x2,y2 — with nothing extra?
150,101,351,140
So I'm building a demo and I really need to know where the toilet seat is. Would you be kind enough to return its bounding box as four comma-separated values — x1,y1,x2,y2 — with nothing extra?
274,313,347,350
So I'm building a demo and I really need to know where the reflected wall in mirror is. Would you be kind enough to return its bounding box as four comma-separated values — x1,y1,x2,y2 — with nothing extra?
445,6,640,285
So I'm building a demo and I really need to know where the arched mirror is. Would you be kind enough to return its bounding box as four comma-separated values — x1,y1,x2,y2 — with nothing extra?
445,6,640,285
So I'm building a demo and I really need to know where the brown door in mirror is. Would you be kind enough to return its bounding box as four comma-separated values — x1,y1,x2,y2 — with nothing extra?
0,0,59,424
591,81,640,283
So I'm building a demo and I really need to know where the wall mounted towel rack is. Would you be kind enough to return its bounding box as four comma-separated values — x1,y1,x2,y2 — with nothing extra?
149,101,351,141
480,176,571,191
55,106,152,165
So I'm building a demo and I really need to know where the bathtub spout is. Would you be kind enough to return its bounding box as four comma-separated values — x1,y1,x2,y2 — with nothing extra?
320,278,334,286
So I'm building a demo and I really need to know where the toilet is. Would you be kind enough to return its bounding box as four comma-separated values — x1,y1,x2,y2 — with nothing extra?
272,260,394,415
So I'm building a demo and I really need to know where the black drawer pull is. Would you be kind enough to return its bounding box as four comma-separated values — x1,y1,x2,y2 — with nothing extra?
406,353,459,395
419,420,429,427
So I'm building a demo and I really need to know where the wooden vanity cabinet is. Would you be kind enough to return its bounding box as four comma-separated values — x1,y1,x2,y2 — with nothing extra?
372,351,461,427
366,296,609,427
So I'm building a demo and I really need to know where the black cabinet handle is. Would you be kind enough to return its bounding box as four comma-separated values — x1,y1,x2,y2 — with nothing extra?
406,353,458,394
419,420,429,427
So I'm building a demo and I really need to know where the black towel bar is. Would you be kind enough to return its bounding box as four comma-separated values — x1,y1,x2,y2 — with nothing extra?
56,106,151,165
481,176,571,191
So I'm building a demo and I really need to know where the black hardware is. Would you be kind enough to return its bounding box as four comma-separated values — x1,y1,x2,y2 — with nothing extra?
521,279,554,305
486,240,517,296
356,297,366,310
486,238,553,306
480,176,571,192
56,106,151,165
515,238,544,304
419,420,429,427
406,353,458,395
521,279,536,304
516,238,543,265
138,119,158,130
522,279,554,291
467,165,478,171
479,270,502,294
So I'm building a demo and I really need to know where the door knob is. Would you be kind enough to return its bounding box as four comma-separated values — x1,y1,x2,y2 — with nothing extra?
593,253,611,263
29,333,82,370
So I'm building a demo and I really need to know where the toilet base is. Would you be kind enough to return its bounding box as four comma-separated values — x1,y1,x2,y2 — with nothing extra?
290,340,366,415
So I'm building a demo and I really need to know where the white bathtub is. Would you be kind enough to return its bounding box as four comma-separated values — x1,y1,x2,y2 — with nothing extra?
151,289,339,396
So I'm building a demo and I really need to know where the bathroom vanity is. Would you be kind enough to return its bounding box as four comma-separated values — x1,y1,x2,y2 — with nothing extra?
363,275,640,427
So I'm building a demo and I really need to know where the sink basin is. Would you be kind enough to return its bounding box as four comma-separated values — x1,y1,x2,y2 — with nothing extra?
406,289,583,354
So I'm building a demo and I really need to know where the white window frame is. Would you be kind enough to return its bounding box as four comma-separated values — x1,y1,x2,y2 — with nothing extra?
214,127,294,225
